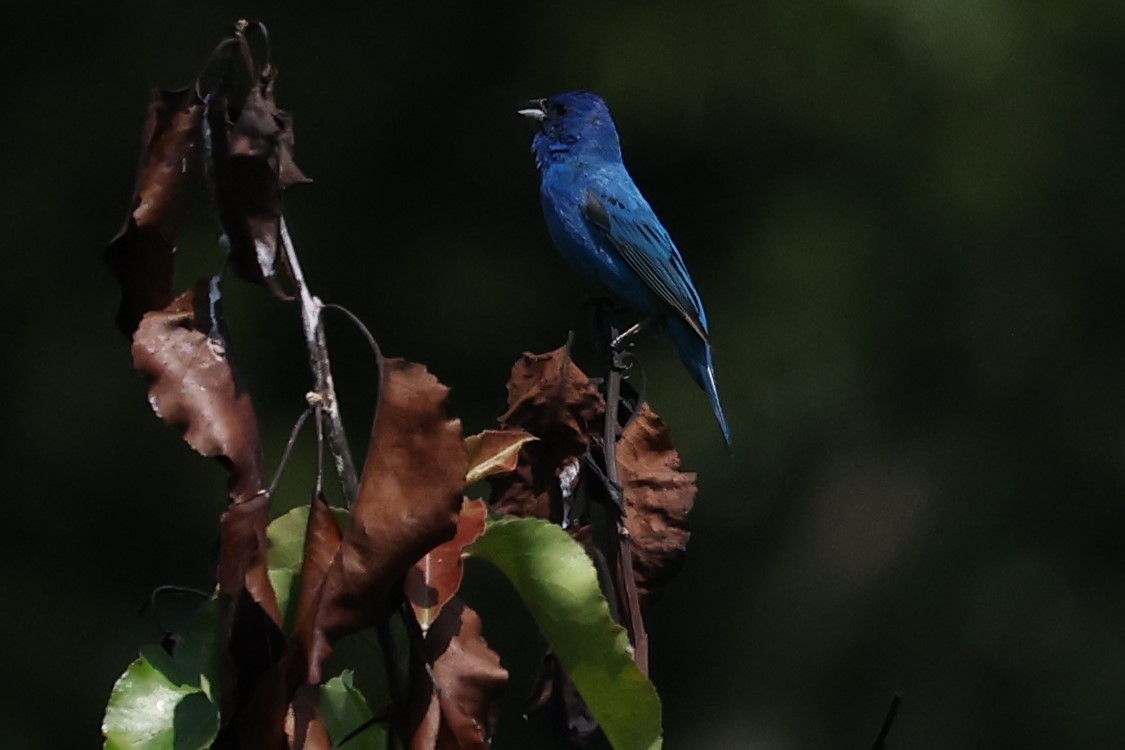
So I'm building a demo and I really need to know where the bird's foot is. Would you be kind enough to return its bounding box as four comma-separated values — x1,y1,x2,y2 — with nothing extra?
611,348,637,373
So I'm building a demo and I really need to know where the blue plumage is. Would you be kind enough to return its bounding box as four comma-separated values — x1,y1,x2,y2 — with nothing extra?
520,91,731,445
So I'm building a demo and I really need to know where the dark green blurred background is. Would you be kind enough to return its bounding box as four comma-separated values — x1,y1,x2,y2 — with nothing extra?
4,1,1125,747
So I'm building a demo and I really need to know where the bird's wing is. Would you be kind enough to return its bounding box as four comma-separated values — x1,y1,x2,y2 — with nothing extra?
583,188,709,342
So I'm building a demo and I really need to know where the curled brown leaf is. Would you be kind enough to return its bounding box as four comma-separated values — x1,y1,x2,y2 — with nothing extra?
286,683,331,750
132,278,282,733
311,359,468,679
106,87,204,335
288,492,343,688
617,403,697,600
405,498,488,634
464,429,537,485
409,600,508,750
219,491,282,625
205,28,310,297
131,277,263,502
488,348,605,520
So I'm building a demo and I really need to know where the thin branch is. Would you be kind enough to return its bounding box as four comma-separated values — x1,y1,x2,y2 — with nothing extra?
267,406,313,495
280,219,360,505
870,694,902,750
139,585,212,648
140,584,211,615
333,712,390,749
324,303,384,364
314,404,326,495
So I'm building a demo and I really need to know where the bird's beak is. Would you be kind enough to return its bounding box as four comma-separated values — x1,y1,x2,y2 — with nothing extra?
517,98,547,121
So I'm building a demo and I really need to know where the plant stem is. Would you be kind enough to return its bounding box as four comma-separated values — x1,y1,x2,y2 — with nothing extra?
604,332,650,677
280,219,360,506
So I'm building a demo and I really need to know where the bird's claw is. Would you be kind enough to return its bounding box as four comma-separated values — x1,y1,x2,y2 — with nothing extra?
611,348,636,373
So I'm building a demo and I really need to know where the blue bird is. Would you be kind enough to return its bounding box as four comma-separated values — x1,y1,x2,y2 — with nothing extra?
519,91,731,445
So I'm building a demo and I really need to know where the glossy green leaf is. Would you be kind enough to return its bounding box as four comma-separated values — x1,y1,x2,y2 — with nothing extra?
102,646,219,750
321,670,387,750
468,518,662,750
174,599,221,701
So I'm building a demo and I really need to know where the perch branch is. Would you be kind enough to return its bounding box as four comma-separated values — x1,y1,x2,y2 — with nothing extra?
604,326,650,677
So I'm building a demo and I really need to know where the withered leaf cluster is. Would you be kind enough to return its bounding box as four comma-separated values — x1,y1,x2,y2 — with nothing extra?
490,347,698,601
205,26,310,297
108,20,303,342
108,23,307,745
282,363,508,749
488,348,606,521
484,348,697,742
108,21,511,750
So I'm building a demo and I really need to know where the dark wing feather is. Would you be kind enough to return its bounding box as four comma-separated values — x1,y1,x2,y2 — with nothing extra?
584,190,709,342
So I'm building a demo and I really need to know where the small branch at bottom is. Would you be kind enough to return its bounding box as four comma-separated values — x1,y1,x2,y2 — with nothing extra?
869,695,902,750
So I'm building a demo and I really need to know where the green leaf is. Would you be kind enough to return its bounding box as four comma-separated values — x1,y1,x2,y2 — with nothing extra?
171,693,222,750
266,505,311,627
321,670,387,750
174,599,221,701
468,518,662,750
103,646,219,750
103,598,223,750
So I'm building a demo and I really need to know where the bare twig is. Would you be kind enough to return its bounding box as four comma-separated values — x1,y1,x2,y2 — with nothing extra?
141,584,211,614
314,404,326,494
333,712,390,748
870,695,902,750
267,406,313,495
279,219,360,505
324,303,384,364
603,324,650,677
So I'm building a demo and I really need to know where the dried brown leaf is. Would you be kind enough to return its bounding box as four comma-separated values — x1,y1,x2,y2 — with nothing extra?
288,492,343,688
464,429,537,484
617,403,697,599
218,652,288,750
488,349,605,520
206,49,309,296
405,498,488,634
107,87,204,335
131,277,263,502
286,683,331,750
409,600,508,750
219,491,282,625
311,359,467,679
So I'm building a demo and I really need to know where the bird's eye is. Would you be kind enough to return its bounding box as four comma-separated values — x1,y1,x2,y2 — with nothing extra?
551,102,568,117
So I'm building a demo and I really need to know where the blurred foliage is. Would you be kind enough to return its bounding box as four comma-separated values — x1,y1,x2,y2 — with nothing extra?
3,1,1125,748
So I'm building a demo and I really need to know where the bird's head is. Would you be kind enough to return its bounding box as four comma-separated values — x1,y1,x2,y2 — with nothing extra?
519,90,622,169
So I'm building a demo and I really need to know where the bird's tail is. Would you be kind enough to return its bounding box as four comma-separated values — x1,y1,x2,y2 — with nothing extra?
667,318,732,447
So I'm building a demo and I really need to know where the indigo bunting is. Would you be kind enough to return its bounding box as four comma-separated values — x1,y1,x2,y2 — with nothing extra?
520,91,731,445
